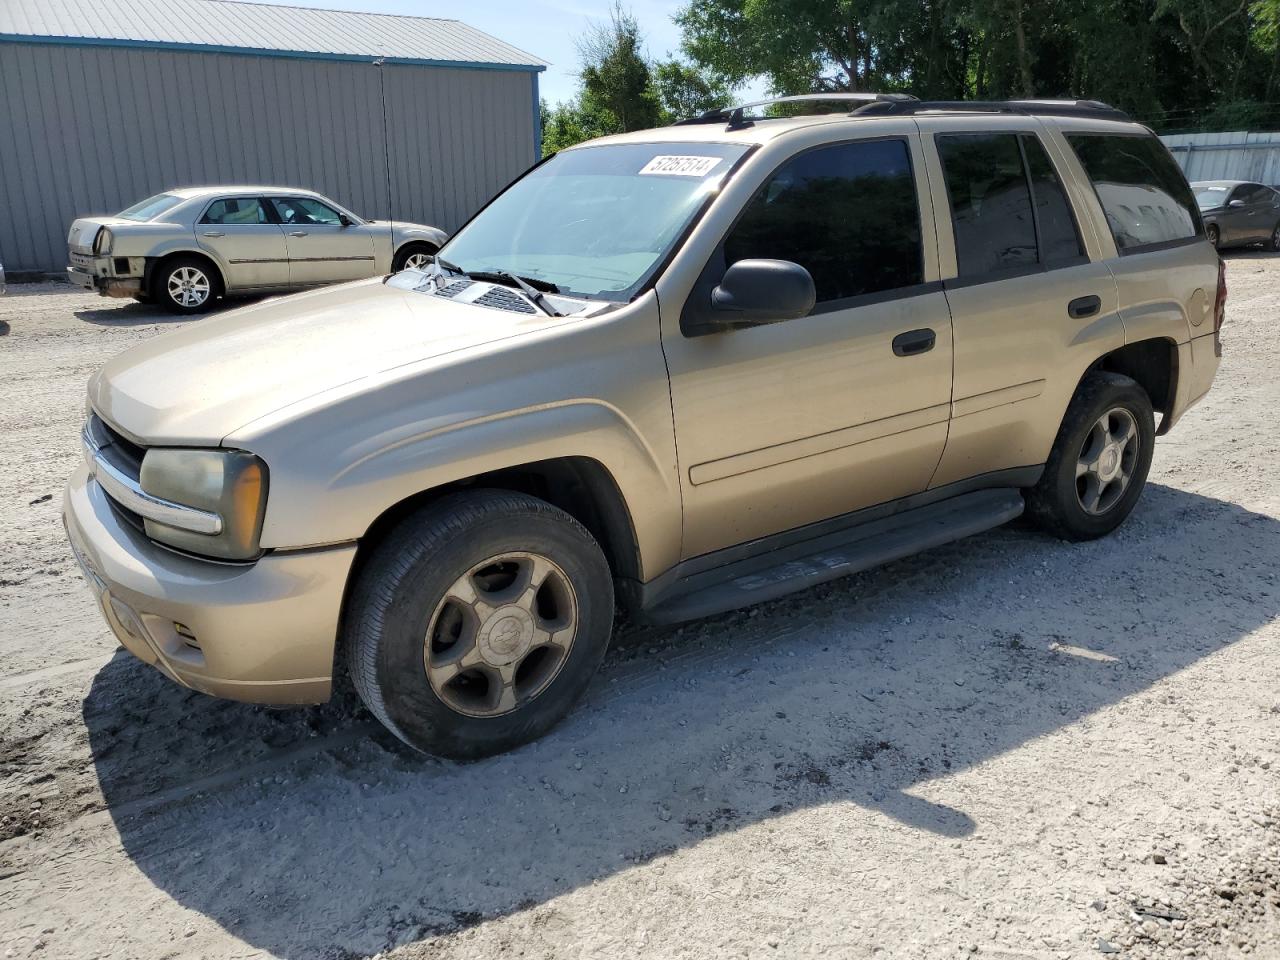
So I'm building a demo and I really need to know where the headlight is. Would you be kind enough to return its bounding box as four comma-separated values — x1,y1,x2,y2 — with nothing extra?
94,228,114,255
139,449,268,560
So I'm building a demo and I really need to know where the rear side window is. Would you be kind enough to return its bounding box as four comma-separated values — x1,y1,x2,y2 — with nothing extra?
1065,133,1201,252
936,132,1084,279
202,198,269,225
723,138,924,304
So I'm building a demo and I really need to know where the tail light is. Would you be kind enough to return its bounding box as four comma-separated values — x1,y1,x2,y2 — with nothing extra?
1213,258,1227,356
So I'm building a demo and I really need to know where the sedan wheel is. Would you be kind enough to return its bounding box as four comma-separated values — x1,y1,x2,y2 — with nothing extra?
404,251,434,271
1271,223,1280,253
168,266,211,308
1207,224,1220,248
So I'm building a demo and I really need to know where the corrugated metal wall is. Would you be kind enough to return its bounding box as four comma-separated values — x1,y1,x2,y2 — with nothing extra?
1162,131,1280,185
0,41,538,272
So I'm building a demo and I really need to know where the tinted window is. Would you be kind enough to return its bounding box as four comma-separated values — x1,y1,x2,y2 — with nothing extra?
1066,134,1200,251
1240,184,1275,204
1021,135,1084,263
937,134,1038,277
270,197,343,226
202,198,269,225
723,139,923,303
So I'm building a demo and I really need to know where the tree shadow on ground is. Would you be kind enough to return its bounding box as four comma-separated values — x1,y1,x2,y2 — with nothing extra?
83,483,1280,957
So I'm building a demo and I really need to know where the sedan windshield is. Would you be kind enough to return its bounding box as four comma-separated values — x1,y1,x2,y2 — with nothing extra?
117,193,184,222
1193,185,1229,209
437,142,750,300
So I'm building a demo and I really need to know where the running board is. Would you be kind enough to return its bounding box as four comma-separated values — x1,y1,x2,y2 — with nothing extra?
641,488,1025,624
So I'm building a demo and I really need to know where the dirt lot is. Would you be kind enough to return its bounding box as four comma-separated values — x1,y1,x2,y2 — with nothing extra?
0,263,1278,960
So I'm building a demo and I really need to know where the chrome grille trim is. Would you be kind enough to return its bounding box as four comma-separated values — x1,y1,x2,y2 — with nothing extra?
82,422,223,536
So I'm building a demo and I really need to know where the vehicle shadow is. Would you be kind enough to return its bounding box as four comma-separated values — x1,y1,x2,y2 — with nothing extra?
75,296,255,327
82,483,1280,957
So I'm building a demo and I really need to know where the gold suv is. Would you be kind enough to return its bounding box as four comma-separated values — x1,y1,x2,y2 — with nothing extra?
64,95,1224,758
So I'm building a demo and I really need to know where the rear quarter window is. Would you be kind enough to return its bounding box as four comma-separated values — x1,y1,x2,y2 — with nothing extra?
1066,133,1202,253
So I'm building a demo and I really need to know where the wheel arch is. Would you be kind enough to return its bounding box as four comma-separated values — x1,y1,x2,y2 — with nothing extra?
392,238,440,265
1088,337,1179,435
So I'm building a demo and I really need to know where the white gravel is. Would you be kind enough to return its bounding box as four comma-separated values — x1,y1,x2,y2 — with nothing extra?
0,262,1277,960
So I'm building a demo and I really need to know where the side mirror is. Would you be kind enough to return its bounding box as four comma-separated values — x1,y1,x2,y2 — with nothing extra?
707,259,816,328
338,213,353,226
1228,199,1246,208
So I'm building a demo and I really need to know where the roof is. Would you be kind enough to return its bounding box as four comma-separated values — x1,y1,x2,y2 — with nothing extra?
0,0,546,72
165,185,326,197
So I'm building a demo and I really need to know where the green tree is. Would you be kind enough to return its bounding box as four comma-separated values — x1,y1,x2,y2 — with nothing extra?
578,3,663,132
652,59,733,119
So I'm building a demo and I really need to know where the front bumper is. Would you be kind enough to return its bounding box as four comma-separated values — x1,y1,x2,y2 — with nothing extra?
63,462,357,704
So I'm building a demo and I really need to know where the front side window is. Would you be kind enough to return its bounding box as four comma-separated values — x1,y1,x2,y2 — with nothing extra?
439,142,750,301
722,138,924,303
202,198,269,225
270,197,343,226
117,193,183,222
1065,133,1201,252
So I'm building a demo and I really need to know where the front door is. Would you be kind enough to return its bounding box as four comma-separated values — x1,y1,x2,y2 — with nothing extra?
661,135,954,560
268,196,376,286
195,197,289,290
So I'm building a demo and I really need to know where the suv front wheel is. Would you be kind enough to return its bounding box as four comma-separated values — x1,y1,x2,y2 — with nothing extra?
1026,372,1155,541
345,490,615,759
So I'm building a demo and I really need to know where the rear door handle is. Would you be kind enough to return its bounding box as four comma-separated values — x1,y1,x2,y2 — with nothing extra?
892,328,936,357
288,231,308,237
202,231,224,238
1068,295,1101,319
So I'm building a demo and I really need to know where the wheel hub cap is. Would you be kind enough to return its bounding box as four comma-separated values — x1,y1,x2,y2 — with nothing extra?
424,551,578,717
1075,407,1139,515
478,605,535,665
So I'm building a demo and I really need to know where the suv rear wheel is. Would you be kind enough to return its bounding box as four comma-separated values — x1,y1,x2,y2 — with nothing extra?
1026,372,1155,541
345,490,614,759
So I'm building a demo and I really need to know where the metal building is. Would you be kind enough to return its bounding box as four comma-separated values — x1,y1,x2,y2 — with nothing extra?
0,0,546,274
1163,131,1280,186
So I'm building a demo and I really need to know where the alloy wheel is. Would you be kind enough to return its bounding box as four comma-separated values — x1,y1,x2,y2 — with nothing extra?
1272,224,1280,252
424,551,578,717
1075,407,1139,515
167,266,211,308
404,252,433,271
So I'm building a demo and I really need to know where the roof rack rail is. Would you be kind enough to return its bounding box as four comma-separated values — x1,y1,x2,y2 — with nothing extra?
674,92,919,131
673,95,1132,131
851,98,1132,122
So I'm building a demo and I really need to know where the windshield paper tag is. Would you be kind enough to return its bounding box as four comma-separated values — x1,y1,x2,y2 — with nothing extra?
639,155,722,177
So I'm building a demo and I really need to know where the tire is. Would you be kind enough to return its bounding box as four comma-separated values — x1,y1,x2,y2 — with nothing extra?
345,489,615,760
152,255,221,314
1025,371,1155,542
1206,224,1220,249
391,243,437,273
1269,222,1280,253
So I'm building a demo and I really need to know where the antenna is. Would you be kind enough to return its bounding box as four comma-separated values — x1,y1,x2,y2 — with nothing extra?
373,56,395,259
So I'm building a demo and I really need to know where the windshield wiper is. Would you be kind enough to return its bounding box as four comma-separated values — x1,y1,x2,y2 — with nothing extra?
467,269,564,317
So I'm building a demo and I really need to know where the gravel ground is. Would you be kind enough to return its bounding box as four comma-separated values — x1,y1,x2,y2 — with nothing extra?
0,263,1277,960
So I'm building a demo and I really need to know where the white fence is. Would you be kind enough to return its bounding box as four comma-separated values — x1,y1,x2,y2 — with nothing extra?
1161,131,1280,185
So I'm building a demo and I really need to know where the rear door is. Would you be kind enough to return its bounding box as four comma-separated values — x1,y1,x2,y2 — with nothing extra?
196,197,289,290
917,118,1123,488
1238,184,1278,242
268,196,376,286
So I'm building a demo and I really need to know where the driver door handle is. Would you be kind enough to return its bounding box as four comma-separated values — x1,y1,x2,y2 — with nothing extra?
892,328,936,357
288,230,308,237
202,231,224,238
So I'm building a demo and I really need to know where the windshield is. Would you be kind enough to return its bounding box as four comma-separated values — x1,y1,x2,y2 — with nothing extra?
438,142,751,300
117,193,184,222
1193,185,1230,209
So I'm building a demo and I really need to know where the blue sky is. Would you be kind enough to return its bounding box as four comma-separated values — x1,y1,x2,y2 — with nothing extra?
252,0,767,107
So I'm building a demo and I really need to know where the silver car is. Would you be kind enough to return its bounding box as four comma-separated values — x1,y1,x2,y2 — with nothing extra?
67,187,448,314
1192,179,1280,251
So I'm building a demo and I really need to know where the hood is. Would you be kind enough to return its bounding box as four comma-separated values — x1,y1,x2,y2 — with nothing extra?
89,278,568,445
67,217,137,255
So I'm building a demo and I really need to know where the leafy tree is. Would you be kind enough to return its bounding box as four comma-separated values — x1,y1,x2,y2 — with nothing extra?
578,3,663,132
653,59,733,119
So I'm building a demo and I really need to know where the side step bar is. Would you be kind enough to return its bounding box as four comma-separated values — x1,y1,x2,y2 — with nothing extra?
641,488,1025,624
